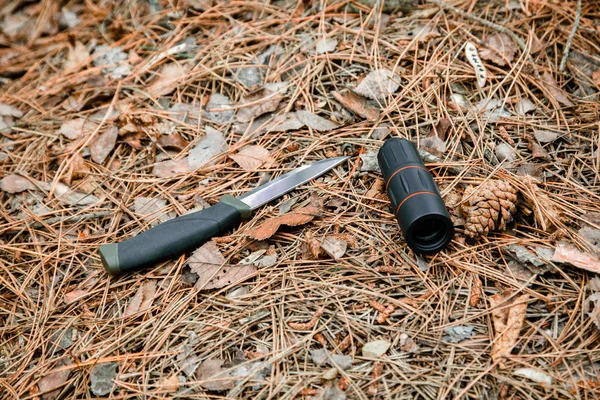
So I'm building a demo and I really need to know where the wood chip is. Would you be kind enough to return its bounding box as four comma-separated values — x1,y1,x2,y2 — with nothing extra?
0,174,36,193
332,90,380,121
551,241,600,273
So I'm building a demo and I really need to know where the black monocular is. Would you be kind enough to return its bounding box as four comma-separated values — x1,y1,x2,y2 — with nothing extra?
377,138,454,255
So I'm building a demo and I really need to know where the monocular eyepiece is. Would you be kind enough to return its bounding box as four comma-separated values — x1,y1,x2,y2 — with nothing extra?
377,138,454,255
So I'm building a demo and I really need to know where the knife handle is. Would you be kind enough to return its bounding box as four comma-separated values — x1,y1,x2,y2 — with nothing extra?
99,196,251,275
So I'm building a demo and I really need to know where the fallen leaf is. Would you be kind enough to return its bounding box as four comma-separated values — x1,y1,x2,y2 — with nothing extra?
527,140,548,159
432,118,452,140
409,24,440,42
0,102,23,118
419,136,446,155
489,292,529,365
514,368,553,386
551,242,600,273
354,68,400,100
169,102,201,124
158,374,180,393
269,112,305,132
476,98,511,122
362,340,390,358
255,252,277,267
442,325,475,343
157,132,189,151
227,286,249,299
123,279,157,317
359,151,380,172
304,231,322,259
152,158,190,178
316,37,338,54
515,98,536,115
465,42,487,88
332,90,380,121
399,333,419,353
189,241,256,290
90,126,118,164
195,359,236,391
92,45,131,79
61,152,90,185
63,289,88,304
322,368,338,380
64,41,89,70
310,348,352,369
188,127,227,169
150,63,191,96
580,226,600,249
236,82,287,123
0,174,35,193
296,110,338,131
178,342,200,377
236,66,262,89
134,197,176,226
203,93,234,124
278,197,299,215
542,71,574,107
59,118,97,140
495,143,517,162
505,261,535,284
247,206,321,240
38,359,72,399
320,236,347,261
479,33,516,66
533,130,560,143
90,362,119,396
229,145,273,171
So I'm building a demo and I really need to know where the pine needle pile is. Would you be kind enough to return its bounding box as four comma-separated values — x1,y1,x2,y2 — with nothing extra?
1,0,600,398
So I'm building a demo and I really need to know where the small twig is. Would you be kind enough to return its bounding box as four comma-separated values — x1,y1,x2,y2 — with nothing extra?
559,0,582,72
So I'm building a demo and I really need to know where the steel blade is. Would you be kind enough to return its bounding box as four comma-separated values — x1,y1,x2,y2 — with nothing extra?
238,156,348,210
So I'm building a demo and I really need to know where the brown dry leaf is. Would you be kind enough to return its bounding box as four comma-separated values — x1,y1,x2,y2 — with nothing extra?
296,110,338,131
150,63,191,96
236,83,287,123
59,118,97,140
479,33,516,66
542,71,575,107
0,174,36,193
489,292,529,365
123,279,157,317
410,24,440,42
157,132,189,151
533,130,559,143
354,68,400,100
365,178,384,199
432,118,452,140
195,359,235,391
229,145,273,171
269,112,305,132
527,139,549,159
38,359,72,399
63,289,88,304
152,159,190,178
551,242,600,273
305,231,322,259
64,41,89,70
158,374,180,393
247,206,321,240
61,153,90,185
190,241,256,290
90,126,118,164
134,197,176,226
320,236,347,261
332,90,380,121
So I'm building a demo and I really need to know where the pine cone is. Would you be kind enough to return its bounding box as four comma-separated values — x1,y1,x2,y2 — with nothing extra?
461,180,518,238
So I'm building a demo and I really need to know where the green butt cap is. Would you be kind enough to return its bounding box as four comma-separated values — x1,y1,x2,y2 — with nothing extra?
99,243,121,275
220,195,252,220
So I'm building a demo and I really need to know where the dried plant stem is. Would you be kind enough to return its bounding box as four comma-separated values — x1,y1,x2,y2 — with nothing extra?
559,0,582,72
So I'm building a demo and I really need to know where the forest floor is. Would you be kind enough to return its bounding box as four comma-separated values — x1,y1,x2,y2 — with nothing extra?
1,0,600,398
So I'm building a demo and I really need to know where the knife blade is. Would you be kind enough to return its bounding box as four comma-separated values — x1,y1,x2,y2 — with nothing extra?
99,156,348,275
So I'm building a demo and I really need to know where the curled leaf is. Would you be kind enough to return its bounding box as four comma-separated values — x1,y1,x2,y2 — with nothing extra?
247,206,320,240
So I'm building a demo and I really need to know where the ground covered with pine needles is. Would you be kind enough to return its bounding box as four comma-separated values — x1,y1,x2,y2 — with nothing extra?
2,0,600,398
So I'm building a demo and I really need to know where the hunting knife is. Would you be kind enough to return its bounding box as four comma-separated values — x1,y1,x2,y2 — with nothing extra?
99,156,348,275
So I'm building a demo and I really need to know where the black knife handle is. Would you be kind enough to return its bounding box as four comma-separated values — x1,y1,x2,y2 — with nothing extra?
99,196,251,275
